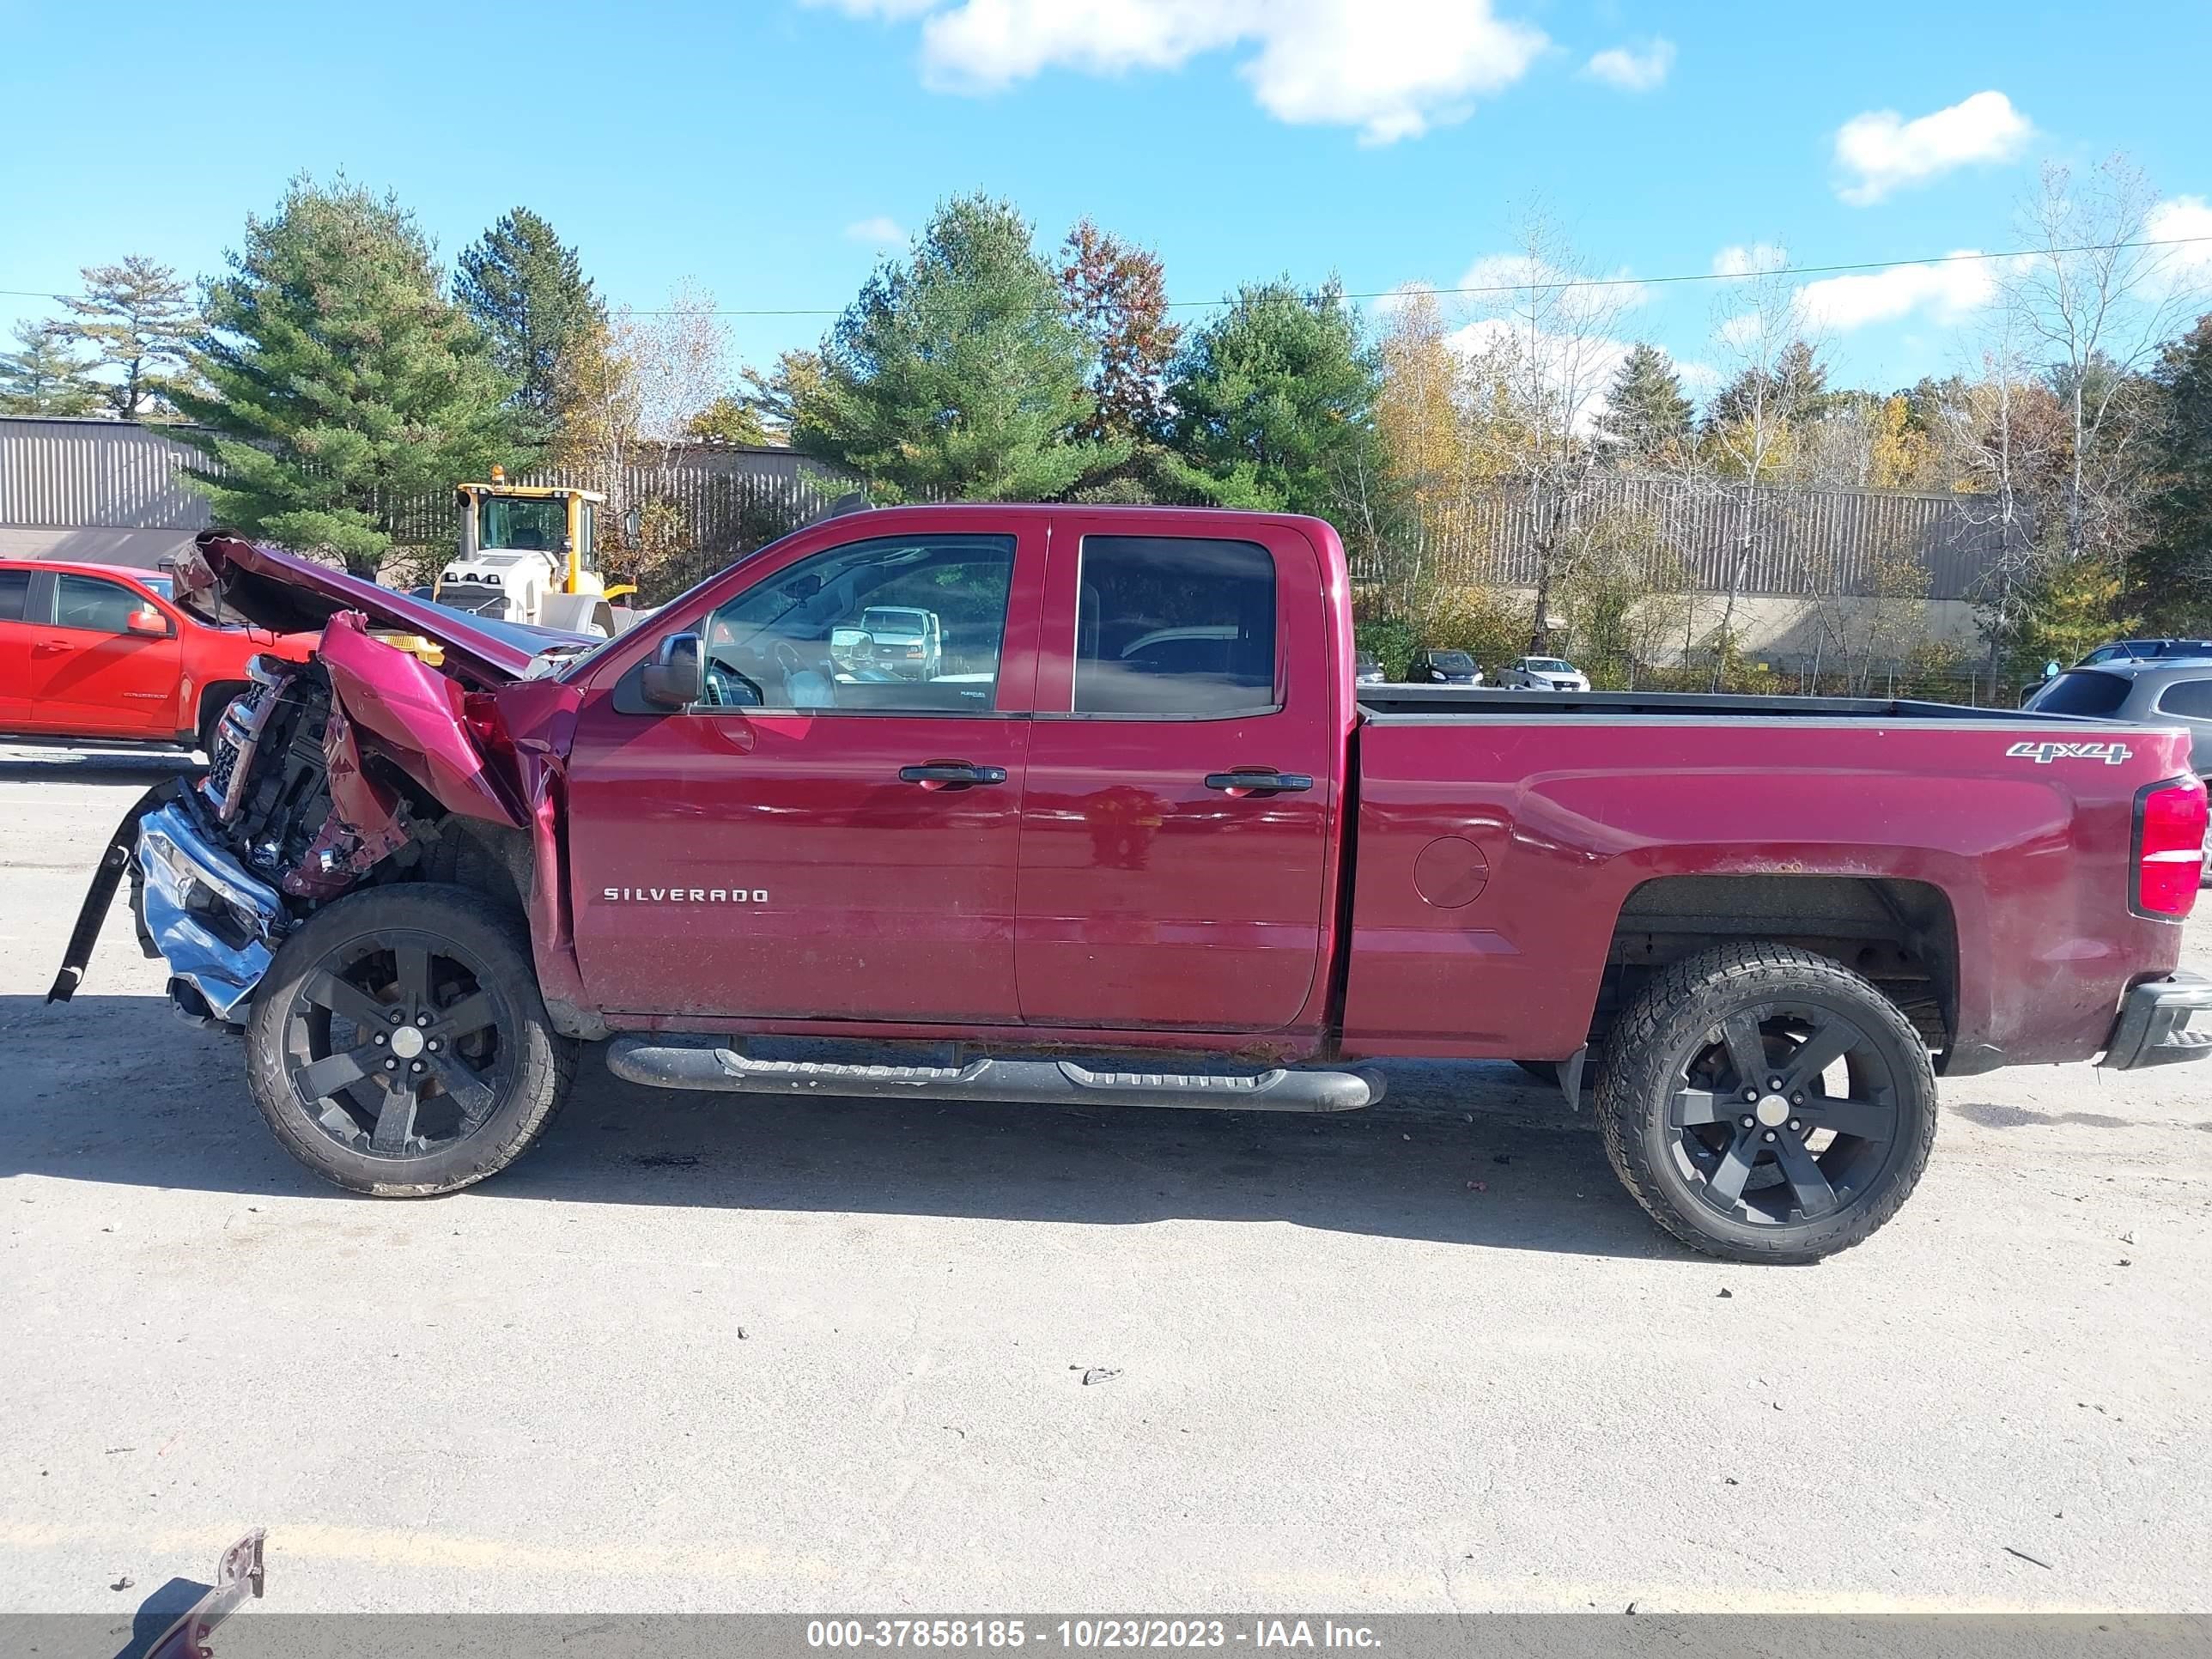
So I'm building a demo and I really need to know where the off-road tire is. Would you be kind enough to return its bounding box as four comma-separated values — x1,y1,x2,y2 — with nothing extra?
246,883,574,1195
1596,943,1938,1264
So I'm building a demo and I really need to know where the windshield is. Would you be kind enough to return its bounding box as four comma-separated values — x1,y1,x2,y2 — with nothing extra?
1526,658,1573,673
1431,652,1475,672
477,495,569,555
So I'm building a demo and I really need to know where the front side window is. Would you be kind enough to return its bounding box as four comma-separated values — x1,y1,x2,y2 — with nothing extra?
53,574,149,634
697,533,1014,714
1074,536,1276,717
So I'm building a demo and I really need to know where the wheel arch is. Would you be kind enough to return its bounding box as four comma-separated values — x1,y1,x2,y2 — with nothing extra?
1600,873,1960,1064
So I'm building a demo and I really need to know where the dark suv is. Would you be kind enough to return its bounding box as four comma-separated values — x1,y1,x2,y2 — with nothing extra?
2027,659,2212,780
2079,639,2212,665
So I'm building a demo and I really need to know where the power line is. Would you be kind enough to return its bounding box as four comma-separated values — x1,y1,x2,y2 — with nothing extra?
3,234,2206,319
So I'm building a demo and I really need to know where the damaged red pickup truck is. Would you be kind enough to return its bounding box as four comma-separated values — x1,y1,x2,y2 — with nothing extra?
51,508,2211,1262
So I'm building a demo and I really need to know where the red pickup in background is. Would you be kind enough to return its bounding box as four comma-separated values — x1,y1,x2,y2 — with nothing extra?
0,559,315,753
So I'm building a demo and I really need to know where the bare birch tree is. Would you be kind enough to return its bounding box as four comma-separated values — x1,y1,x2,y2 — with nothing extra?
2008,155,2200,576
1463,208,1634,651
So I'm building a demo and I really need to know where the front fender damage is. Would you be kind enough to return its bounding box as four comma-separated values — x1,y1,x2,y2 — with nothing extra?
48,611,562,1024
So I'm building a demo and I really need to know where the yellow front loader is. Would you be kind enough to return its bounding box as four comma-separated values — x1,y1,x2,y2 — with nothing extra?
433,468,636,637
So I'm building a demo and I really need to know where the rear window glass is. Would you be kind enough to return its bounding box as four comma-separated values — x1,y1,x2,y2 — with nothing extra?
2031,670,2131,716
0,568,29,623
2156,678,2212,718
1075,536,1276,716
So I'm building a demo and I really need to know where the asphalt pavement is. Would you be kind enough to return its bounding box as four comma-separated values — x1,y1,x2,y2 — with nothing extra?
2,744,2209,1616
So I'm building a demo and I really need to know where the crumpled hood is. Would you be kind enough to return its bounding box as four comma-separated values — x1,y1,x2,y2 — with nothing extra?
175,532,593,686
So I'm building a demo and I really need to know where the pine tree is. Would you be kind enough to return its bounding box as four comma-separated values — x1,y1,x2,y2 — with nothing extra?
2137,313,2212,629
56,257,198,416
454,208,603,446
0,319,101,416
1162,280,1387,521
1594,343,1692,465
169,175,523,578
800,193,1121,501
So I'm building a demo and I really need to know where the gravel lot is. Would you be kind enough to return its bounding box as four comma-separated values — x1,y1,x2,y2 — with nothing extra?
3,744,2209,1615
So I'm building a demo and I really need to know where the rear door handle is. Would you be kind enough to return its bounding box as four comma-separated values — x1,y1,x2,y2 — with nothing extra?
899,761,1008,787
1204,769,1314,793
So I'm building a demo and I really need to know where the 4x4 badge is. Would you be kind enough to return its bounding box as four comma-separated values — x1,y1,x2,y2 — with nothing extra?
2006,740,2133,765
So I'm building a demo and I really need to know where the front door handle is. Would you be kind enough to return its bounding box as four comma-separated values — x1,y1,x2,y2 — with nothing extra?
1204,769,1314,794
898,761,1008,788
32,639,70,657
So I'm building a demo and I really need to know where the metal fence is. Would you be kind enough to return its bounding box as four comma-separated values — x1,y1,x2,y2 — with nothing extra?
1367,475,2013,602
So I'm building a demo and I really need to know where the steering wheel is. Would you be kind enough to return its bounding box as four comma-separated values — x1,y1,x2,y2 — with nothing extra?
702,657,763,708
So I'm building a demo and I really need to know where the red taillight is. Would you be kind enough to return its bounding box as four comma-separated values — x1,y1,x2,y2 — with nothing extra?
2136,779,2209,918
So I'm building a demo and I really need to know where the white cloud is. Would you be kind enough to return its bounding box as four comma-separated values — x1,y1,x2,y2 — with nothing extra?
2145,196,2212,296
1583,38,1674,93
1456,252,1649,314
1832,89,2032,205
844,215,907,246
1711,242,1787,277
810,0,1548,145
1793,254,1998,331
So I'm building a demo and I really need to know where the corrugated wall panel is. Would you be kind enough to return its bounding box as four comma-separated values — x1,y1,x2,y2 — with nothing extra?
0,417,216,531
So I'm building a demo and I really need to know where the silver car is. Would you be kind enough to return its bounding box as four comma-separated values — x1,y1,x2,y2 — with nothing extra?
1495,654,1591,691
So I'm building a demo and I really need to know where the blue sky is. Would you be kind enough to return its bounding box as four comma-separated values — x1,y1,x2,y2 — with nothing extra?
3,0,2209,402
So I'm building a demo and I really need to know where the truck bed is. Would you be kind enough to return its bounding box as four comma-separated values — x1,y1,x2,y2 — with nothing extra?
1356,685,2068,723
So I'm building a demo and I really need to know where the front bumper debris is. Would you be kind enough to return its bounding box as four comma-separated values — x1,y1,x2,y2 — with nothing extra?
136,800,289,1023
2100,971,2212,1070
145,1529,265,1659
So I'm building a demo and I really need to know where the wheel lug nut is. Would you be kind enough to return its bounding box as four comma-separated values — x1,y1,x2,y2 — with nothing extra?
1740,1115,1754,1128
1762,1130,1777,1142
427,1039,441,1053
410,1060,425,1073
384,1058,398,1071
374,1034,386,1046
1792,1092,1804,1105
416,1014,431,1028
1743,1088,1759,1102
1789,1119,1802,1133
389,1011,404,1024
1767,1077,1784,1091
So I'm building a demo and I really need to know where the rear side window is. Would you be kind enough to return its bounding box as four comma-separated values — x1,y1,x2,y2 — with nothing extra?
53,574,143,634
2031,670,2131,717
0,568,29,623
1074,537,1276,716
2156,678,2212,718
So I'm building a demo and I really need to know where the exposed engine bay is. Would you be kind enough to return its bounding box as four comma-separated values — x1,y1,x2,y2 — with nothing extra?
46,531,593,1023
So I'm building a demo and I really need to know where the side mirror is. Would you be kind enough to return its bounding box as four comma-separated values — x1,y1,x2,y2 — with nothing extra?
640,632,704,708
126,605,169,637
